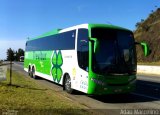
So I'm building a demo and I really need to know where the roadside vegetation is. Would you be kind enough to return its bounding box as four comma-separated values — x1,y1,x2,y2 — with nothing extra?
0,69,91,115
134,8,160,64
138,61,160,66
6,48,24,62
0,60,2,65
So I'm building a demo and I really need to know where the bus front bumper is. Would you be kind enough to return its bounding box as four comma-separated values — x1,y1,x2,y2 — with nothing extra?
90,79,136,95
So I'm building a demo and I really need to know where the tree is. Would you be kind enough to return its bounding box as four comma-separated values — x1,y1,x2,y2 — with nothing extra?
17,48,24,57
14,51,18,61
6,48,15,61
135,22,141,28
6,48,24,61
16,48,24,61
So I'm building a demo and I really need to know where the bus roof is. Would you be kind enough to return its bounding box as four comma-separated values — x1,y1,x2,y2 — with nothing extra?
27,23,131,41
88,23,130,31
28,29,61,41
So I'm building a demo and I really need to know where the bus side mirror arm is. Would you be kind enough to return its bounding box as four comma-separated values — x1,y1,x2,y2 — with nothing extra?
90,38,99,53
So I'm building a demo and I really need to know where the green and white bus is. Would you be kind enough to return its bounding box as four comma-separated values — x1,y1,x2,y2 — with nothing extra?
24,24,150,95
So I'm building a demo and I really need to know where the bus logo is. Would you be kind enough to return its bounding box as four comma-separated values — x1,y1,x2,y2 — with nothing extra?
51,50,63,83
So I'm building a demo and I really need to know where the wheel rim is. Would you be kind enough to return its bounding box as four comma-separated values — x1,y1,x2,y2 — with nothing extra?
32,69,35,78
65,76,71,91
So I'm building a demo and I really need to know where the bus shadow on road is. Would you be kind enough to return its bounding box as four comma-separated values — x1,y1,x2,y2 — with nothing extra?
33,76,160,103
89,79,160,103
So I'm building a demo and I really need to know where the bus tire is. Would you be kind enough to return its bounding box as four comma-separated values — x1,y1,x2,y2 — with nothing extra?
64,74,73,94
28,66,31,77
31,67,37,79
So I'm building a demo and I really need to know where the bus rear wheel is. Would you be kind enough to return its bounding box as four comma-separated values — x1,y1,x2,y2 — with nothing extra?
28,66,31,77
31,67,37,79
64,74,73,94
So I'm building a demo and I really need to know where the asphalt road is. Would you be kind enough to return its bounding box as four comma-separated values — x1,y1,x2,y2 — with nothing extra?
11,62,160,114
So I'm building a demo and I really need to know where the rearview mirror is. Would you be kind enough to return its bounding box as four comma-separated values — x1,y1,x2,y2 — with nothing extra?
90,38,99,53
135,42,151,57
140,42,151,56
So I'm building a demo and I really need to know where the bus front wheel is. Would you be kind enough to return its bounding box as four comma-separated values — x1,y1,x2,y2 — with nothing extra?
64,74,73,94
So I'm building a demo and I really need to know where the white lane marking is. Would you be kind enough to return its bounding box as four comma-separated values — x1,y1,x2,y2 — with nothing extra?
131,93,160,100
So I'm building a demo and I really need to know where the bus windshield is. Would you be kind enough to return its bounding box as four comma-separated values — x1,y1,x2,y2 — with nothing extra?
91,28,137,75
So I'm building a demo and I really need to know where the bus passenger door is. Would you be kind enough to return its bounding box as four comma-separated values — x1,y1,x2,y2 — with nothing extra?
77,44,89,93
77,29,89,93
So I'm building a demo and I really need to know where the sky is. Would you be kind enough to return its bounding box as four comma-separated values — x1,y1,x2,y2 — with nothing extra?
0,0,160,59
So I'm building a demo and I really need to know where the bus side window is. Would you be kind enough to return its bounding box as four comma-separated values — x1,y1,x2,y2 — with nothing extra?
77,29,89,71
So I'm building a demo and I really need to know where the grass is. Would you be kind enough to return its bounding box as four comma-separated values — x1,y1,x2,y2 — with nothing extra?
0,69,92,115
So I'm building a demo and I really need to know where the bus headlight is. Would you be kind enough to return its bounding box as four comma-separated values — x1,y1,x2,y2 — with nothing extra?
91,78,106,86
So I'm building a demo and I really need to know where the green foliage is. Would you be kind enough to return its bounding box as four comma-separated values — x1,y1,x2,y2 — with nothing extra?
6,48,14,61
17,48,24,60
135,22,141,28
135,19,144,28
6,48,24,61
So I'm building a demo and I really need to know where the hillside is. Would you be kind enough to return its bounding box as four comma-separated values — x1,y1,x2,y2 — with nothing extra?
134,8,160,62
